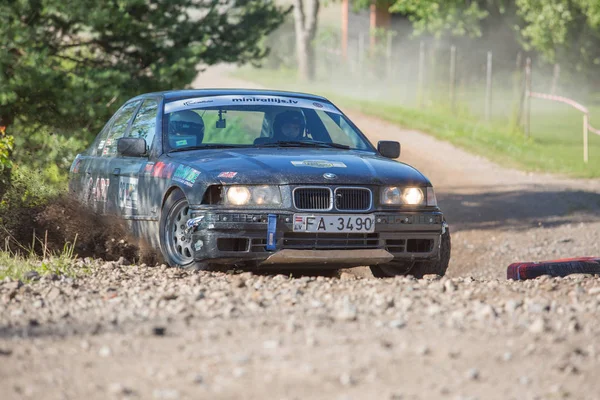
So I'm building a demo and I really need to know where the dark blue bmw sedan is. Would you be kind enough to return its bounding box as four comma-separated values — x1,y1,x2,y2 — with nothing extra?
69,89,450,277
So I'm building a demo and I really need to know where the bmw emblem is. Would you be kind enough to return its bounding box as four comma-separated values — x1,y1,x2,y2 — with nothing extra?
323,172,337,180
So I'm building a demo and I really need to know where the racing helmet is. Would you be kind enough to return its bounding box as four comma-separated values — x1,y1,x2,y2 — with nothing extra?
168,110,205,147
273,110,306,140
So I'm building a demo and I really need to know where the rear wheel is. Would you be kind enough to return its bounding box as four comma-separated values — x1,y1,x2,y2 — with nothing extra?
159,190,208,270
370,221,451,278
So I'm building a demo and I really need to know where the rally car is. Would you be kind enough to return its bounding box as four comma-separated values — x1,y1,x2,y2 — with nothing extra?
69,89,450,277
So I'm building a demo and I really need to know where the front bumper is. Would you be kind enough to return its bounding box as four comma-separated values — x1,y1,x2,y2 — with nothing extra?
186,209,444,268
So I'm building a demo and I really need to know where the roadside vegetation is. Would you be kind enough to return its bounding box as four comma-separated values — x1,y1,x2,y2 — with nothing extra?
237,0,600,178
235,67,600,178
0,1,289,279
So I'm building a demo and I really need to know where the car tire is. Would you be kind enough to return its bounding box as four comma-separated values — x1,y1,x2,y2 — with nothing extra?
370,220,451,278
369,261,414,278
159,189,208,270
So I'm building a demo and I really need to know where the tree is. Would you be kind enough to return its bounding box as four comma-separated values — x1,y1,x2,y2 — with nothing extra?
293,0,320,81
516,0,600,83
379,0,600,87
0,0,288,197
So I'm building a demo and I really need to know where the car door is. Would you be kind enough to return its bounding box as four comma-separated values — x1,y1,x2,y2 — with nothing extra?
94,100,142,215
69,121,111,202
110,97,160,223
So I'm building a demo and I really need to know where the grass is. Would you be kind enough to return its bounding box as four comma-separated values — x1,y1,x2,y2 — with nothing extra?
0,233,84,282
233,67,600,178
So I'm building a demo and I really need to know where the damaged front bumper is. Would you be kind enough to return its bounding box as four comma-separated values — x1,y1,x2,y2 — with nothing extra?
187,210,445,268
185,209,445,268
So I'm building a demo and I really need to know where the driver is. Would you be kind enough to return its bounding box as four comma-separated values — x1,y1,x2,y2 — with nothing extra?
272,110,306,141
168,110,205,147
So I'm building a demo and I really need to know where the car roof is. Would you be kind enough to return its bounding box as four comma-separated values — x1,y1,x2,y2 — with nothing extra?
131,89,330,103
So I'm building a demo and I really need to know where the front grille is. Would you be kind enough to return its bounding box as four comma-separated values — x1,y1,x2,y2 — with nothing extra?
283,232,380,250
335,188,371,211
294,188,332,210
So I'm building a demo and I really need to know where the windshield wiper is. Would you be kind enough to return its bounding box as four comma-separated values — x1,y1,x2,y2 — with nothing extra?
168,144,249,153
257,141,351,150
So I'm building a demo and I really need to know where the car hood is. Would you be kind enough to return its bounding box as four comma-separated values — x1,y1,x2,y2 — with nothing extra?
166,148,430,186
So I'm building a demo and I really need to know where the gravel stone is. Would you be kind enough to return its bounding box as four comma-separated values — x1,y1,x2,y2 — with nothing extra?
98,346,111,358
466,368,480,381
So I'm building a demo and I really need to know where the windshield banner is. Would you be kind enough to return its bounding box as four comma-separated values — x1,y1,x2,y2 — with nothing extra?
164,95,341,115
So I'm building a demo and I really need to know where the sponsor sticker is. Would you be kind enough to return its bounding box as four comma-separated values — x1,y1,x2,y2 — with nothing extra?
165,95,341,115
183,99,214,107
87,177,109,203
143,162,155,174
172,165,201,187
217,171,237,179
175,139,187,146
291,160,347,168
97,140,106,149
152,161,176,179
118,177,138,209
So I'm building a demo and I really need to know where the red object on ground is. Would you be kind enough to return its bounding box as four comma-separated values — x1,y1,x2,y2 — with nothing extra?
507,257,600,281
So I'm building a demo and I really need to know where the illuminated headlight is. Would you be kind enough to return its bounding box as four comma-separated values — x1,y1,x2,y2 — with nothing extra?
226,186,251,205
225,185,281,206
403,187,424,205
381,186,429,206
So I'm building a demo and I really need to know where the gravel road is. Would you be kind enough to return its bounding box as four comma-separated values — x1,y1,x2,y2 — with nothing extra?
2,67,600,399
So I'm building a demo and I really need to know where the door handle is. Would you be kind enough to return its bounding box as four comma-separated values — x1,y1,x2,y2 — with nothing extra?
112,168,121,176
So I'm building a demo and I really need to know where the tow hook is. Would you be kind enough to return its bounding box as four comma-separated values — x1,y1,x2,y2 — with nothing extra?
442,220,449,235
185,216,204,235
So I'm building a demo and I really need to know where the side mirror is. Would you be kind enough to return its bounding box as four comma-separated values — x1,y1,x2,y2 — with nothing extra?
377,141,400,159
118,137,147,157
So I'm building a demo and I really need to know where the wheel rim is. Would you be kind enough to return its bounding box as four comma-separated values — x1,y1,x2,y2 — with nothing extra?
164,198,194,266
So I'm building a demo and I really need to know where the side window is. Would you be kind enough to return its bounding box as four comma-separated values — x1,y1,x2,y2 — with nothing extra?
100,101,141,157
128,99,158,152
88,123,111,157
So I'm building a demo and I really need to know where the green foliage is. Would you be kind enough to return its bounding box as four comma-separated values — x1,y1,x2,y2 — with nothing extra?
0,0,289,188
12,122,87,187
516,0,600,81
0,127,13,173
372,0,600,88
0,165,61,215
388,0,489,37
0,239,82,281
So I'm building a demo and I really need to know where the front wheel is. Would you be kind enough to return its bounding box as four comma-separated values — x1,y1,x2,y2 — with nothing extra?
159,190,207,269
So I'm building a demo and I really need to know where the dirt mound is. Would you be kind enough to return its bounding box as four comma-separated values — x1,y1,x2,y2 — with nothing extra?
1,194,158,264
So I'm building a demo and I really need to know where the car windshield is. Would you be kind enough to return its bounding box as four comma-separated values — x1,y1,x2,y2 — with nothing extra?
163,95,373,152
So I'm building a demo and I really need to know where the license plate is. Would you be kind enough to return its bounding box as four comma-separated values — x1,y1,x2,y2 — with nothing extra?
293,214,375,233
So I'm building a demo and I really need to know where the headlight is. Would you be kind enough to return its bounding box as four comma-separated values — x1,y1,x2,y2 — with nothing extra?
225,185,281,206
227,186,251,205
381,186,429,206
403,187,424,205
252,185,281,205
381,187,402,205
